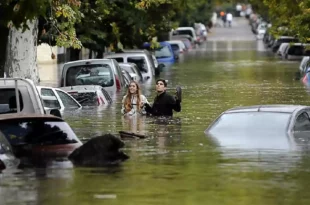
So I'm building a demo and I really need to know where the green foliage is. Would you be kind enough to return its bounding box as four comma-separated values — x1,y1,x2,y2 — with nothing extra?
1,0,215,52
249,0,310,42
1,0,82,49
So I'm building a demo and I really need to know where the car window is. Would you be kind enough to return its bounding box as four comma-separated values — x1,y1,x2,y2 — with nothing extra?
111,57,124,63
174,30,193,37
41,88,54,96
0,119,79,146
128,57,148,73
114,61,126,86
0,89,24,114
294,112,310,131
65,63,114,87
56,90,80,109
155,46,173,58
171,44,180,51
40,88,61,109
209,112,291,133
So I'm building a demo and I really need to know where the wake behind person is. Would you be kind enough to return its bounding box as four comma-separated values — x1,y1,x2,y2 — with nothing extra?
144,79,181,117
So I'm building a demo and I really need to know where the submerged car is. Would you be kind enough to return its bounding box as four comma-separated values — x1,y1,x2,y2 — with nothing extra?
0,113,83,158
37,86,82,111
205,105,310,150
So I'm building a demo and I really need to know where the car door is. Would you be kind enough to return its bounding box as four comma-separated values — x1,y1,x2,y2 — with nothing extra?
40,88,62,110
55,90,81,110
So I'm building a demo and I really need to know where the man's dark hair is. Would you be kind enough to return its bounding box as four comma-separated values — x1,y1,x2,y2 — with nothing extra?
156,79,167,87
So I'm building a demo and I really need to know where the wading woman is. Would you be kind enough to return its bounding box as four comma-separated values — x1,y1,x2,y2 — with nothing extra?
121,81,149,116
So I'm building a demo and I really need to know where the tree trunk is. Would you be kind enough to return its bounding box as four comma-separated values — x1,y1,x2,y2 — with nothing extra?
96,51,103,58
0,26,9,78
69,48,81,61
4,19,40,84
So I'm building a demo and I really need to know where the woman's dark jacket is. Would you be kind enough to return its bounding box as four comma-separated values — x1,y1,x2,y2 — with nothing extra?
144,91,181,117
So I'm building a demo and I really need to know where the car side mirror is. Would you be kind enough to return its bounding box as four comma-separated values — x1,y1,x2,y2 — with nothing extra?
50,109,62,118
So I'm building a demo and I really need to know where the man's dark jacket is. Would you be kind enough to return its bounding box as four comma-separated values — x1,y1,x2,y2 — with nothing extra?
144,91,181,117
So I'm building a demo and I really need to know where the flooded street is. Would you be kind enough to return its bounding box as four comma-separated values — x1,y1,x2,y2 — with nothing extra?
2,18,310,205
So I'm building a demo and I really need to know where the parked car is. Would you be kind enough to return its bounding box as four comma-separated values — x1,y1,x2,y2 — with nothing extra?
167,40,186,54
119,63,143,82
122,70,132,87
37,86,82,111
299,56,310,75
143,41,175,64
173,27,200,44
283,43,310,61
205,105,310,150
64,85,112,106
271,36,299,53
60,59,126,92
0,78,60,117
0,113,83,158
121,49,161,75
104,52,156,80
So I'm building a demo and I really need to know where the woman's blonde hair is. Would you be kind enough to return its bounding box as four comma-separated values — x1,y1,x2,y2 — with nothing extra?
124,81,142,112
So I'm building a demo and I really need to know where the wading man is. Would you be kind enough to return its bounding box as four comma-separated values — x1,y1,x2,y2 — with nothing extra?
144,79,181,117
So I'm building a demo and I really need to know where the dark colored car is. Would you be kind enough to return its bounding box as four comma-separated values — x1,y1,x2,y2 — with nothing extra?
0,113,82,158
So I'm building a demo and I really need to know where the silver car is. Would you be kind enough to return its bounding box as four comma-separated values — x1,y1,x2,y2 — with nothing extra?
104,52,156,81
205,105,310,150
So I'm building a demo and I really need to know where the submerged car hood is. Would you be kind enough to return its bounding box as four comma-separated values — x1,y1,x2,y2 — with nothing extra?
206,130,294,150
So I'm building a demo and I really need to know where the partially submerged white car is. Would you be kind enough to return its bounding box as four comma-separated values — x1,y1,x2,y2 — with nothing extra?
37,86,82,112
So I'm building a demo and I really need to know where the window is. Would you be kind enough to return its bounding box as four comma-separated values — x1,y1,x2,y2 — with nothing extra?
111,57,124,63
0,119,79,146
294,112,310,131
155,46,173,58
171,44,180,51
0,89,24,114
41,88,61,109
128,57,148,73
41,88,54,96
56,90,80,109
65,64,114,87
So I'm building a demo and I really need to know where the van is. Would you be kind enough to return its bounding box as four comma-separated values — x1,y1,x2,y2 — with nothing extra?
60,59,125,93
104,52,155,81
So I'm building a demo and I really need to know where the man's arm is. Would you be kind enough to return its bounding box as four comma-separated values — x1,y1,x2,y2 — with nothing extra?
144,103,153,115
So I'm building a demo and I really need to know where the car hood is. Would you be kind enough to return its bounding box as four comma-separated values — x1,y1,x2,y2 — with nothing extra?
206,130,294,150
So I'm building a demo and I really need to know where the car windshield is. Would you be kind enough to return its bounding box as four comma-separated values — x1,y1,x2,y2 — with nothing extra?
174,30,193,37
171,44,180,51
127,57,148,73
155,46,172,58
65,64,114,87
0,119,79,146
209,112,291,132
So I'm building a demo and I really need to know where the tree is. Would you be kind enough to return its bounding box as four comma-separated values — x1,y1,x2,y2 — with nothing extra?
249,0,310,42
0,0,82,83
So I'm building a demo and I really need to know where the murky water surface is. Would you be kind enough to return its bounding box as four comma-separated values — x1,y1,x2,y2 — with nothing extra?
2,40,310,205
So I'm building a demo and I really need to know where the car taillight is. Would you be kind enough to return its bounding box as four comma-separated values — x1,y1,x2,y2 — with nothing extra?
115,75,121,91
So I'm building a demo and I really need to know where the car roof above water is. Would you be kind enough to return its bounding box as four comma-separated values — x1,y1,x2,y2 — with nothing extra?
225,104,309,114
0,113,63,121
